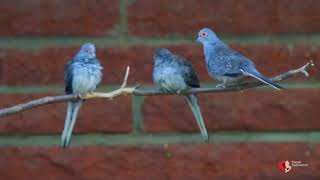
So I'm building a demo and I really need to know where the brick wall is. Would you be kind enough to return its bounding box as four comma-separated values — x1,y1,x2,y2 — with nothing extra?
0,0,319,179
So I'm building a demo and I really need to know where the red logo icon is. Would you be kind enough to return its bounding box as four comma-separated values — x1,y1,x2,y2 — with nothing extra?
278,160,292,173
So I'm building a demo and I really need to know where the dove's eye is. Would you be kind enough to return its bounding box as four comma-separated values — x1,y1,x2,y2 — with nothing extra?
201,32,208,37
86,48,90,53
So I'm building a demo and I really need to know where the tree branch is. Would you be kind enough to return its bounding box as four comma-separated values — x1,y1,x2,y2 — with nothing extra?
0,66,136,117
0,61,314,118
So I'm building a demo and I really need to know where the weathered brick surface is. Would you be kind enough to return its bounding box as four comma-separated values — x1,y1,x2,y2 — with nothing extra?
0,58,2,83
143,90,320,132
0,0,119,36
1,0,319,37
0,46,154,85
0,144,318,180
128,0,320,36
0,94,131,134
0,44,318,85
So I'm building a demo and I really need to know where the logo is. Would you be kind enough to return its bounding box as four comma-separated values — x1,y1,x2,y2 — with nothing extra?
278,160,308,173
278,160,292,173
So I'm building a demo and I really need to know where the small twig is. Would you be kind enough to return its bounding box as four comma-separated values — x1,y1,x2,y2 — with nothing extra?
276,60,314,79
121,66,130,88
84,66,133,99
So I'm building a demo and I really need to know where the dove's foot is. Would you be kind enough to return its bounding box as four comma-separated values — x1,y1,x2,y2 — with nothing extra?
216,83,226,89
77,93,87,99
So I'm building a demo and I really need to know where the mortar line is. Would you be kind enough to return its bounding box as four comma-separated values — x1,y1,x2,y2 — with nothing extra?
2,34,320,49
131,95,145,133
0,131,319,147
119,0,128,37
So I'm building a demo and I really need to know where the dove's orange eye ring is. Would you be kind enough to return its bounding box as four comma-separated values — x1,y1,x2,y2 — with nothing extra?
201,32,208,37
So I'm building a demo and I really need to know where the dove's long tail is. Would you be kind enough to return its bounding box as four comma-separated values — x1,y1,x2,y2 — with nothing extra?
184,94,209,142
61,100,83,148
242,68,284,90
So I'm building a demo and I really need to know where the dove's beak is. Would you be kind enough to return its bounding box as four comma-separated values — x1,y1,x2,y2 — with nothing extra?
196,36,201,43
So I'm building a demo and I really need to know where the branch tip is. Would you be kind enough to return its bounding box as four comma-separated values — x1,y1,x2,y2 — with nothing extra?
121,66,130,88
299,60,315,77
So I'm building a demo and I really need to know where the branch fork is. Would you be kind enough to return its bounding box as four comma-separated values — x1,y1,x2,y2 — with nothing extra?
82,66,136,100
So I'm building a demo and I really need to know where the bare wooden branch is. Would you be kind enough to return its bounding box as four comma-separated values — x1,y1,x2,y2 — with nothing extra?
133,60,314,96
0,66,136,117
0,61,314,118
84,66,135,99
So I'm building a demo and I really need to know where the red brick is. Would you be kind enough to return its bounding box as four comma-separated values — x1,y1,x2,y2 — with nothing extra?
143,90,320,132
0,57,3,83
0,143,319,179
0,46,154,85
0,44,318,85
128,0,320,36
0,0,119,36
0,94,131,134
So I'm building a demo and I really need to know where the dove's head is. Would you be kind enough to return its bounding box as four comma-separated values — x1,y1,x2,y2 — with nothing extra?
77,43,96,59
154,48,172,59
153,48,173,65
196,27,219,45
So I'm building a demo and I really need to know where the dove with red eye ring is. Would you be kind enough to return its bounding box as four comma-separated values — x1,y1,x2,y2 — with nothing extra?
196,27,284,90
62,43,103,148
